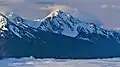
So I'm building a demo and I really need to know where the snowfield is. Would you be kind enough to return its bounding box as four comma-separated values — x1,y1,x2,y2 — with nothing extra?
0,58,120,67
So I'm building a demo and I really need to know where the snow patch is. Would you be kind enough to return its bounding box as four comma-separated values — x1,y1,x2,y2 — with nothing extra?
9,25,22,38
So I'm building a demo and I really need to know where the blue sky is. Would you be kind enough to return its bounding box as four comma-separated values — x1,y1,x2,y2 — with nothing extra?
0,0,120,28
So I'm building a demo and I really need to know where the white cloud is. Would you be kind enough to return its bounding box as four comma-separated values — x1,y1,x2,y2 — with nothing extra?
112,5,116,8
44,5,74,12
100,4,108,8
111,5,120,9
113,28,120,30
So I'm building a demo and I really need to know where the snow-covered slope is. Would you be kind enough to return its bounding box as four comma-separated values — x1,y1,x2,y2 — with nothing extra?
38,10,120,43
38,10,106,37
0,13,37,39
0,10,120,43
7,12,40,28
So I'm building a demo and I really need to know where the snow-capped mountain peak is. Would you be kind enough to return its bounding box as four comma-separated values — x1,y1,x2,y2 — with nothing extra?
0,13,37,39
40,10,79,37
39,10,101,37
38,10,120,43
42,10,66,21
46,10,60,18
7,12,40,28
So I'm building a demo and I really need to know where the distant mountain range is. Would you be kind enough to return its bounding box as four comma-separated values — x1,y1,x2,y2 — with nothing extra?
0,10,120,59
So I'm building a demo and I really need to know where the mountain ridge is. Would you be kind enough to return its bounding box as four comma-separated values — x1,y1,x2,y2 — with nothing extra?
0,10,120,43
0,10,120,59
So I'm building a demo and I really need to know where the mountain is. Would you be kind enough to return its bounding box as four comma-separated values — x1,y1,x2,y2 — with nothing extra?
0,13,38,40
4,10,120,43
0,10,120,59
0,13,38,56
38,10,120,43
